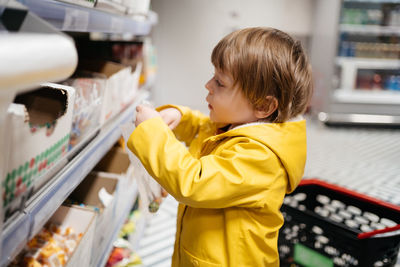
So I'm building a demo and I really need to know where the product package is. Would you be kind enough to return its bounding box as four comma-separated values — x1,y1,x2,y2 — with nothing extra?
64,72,105,152
67,172,118,266
120,118,166,214
10,205,96,267
3,83,75,218
78,60,131,126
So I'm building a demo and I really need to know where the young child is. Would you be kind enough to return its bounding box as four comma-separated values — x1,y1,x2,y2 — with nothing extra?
128,27,313,266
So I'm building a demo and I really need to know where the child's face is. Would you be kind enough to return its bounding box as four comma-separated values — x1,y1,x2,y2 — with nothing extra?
205,68,258,125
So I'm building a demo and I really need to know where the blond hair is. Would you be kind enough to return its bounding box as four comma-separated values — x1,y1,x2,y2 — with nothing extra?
211,27,313,122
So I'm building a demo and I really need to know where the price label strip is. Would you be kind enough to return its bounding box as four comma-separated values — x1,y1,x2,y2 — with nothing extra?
63,8,89,32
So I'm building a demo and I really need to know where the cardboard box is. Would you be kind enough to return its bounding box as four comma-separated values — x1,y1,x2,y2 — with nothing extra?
123,0,150,15
69,172,118,265
4,83,75,216
10,205,96,267
122,62,142,109
51,206,96,267
111,43,144,109
95,0,127,15
58,0,95,8
64,73,105,150
79,61,131,125
94,147,135,220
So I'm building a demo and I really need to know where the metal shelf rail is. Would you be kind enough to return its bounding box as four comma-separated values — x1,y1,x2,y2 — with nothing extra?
17,0,155,34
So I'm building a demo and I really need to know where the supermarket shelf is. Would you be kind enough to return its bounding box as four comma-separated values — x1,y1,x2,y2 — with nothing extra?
95,182,139,267
334,89,400,104
345,0,400,3
318,111,400,126
0,90,149,266
16,0,155,34
340,24,400,36
336,57,400,69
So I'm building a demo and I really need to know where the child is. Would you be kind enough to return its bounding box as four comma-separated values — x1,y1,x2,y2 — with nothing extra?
128,27,313,266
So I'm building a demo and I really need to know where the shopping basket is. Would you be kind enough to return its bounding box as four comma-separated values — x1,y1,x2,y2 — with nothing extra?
278,179,400,267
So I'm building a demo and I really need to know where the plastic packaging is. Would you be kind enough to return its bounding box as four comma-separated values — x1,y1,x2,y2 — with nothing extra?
120,103,165,214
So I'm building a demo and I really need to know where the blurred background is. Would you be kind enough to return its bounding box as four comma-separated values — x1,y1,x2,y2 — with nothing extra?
151,0,313,113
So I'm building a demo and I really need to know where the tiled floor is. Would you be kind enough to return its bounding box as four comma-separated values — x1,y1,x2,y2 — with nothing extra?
136,196,177,267
137,118,400,266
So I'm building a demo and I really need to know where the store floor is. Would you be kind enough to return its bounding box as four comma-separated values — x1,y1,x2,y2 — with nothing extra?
137,195,178,266
137,118,400,266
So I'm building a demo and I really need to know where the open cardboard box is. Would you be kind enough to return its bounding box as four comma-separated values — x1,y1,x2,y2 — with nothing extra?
4,83,75,218
50,206,96,267
122,61,142,109
69,172,118,265
78,61,131,126
12,205,96,266
94,146,135,222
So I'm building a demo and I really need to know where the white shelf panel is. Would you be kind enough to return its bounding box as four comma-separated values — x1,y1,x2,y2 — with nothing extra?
336,57,400,69
334,89,400,104
0,90,149,266
340,24,400,36
17,0,154,34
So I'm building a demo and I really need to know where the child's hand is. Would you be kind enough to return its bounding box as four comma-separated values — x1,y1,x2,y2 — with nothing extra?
135,105,161,127
159,108,182,130
161,187,168,197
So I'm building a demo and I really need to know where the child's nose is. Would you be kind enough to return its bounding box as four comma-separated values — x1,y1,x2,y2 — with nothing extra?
205,79,213,93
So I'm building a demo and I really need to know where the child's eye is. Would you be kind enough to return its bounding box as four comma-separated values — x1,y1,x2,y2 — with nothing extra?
214,78,224,87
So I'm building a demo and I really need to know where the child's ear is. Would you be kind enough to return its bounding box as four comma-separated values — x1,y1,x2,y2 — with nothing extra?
254,96,278,119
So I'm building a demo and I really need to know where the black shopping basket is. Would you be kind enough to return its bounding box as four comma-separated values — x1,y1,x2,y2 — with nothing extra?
278,179,400,267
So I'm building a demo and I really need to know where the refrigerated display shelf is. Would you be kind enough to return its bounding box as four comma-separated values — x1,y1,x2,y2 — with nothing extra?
334,89,400,104
16,0,155,34
0,90,149,266
336,57,400,95
336,57,400,69
340,24,400,36
344,0,400,3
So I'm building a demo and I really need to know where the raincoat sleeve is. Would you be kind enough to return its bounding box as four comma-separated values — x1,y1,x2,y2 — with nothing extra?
156,104,210,146
128,117,284,209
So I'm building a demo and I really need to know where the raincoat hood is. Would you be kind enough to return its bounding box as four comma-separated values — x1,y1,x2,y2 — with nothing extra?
214,119,307,193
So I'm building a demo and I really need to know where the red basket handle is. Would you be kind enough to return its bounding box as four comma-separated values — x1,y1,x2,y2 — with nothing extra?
300,179,400,239
358,224,400,239
300,179,400,213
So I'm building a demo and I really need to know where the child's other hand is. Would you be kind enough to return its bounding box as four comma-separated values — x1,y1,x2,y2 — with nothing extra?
159,108,182,130
135,105,161,127
161,187,168,198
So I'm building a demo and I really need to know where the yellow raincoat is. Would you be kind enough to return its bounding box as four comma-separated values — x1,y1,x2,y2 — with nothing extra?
127,105,307,267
